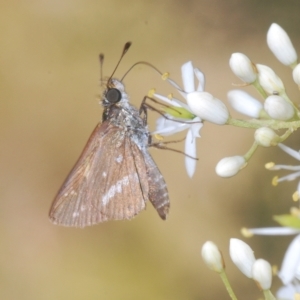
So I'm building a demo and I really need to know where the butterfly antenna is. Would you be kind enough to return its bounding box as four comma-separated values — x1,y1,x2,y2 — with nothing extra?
107,42,132,85
99,53,104,85
121,61,164,82
121,61,185,93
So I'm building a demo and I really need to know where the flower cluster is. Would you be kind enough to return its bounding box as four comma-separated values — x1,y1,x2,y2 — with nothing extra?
201,239,275,299
153,23,300,181
196,23,300,300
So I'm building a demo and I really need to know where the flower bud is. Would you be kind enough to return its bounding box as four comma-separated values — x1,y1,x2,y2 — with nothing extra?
229,53,257,83
264,95,294,120
215,156,246,177
229,238,256,278
227,90,263,118
256,64,285,95
293,63,300,86
186,92,229,125
254,127,279,147
201,241,224,273
252,259,272,290
267,23,297,66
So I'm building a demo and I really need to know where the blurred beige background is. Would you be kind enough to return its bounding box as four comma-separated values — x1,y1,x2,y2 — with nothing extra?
1,0,300,299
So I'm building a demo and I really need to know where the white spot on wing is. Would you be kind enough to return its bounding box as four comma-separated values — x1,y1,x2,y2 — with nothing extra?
72,212,79,218
115,154,123,163
101,174,138,206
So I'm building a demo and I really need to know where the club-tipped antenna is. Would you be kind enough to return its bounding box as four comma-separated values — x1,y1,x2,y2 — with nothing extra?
106,42,132,85
99,53,104,85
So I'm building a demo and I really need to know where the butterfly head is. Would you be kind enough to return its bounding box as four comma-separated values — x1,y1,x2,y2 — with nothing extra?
102,78,128,107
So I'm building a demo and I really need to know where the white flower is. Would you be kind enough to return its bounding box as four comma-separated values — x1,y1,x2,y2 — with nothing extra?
252,259,272,290
264,95,294,120
153,61,204,177
227,90,263,118
215,156,246,177
229,53,257,83
229,238,256,278
201,241,224,273
254,127,279,147
256,64,285,95
267,23,297,67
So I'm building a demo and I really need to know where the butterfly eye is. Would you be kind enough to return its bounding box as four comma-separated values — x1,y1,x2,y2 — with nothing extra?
106,88,122,104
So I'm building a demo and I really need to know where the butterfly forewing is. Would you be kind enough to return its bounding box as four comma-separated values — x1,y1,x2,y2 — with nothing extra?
49,122,149,227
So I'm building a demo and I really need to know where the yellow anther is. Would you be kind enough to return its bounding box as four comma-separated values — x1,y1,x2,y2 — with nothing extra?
241,227,253,238
293,191,299,202
290,207,300,217
265,162,275,169
162,72,169,80
167,93,173,100
154,134,164,141
272,265,278,276
295,293,300,300
272,176,279,186
148,88,156,97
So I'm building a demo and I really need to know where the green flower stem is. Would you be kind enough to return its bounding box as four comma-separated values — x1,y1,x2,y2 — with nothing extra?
278,129,293,143
263,289,276,300
253,80,268,99
219,270,238,300
243,141,258,161
227,117,300,131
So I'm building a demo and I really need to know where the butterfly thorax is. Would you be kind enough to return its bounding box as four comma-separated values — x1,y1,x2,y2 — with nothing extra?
102,79,149,151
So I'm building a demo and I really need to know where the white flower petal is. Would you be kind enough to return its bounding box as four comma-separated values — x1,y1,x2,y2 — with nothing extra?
278,234,300,285
154,116,191,136
248,227,300,235
187,92,229,125
194,68,205,92
277,171,300,183
190,118,202,139
185,129,197,178
278,144,300,161
181,61,195,93
268,164,300,171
